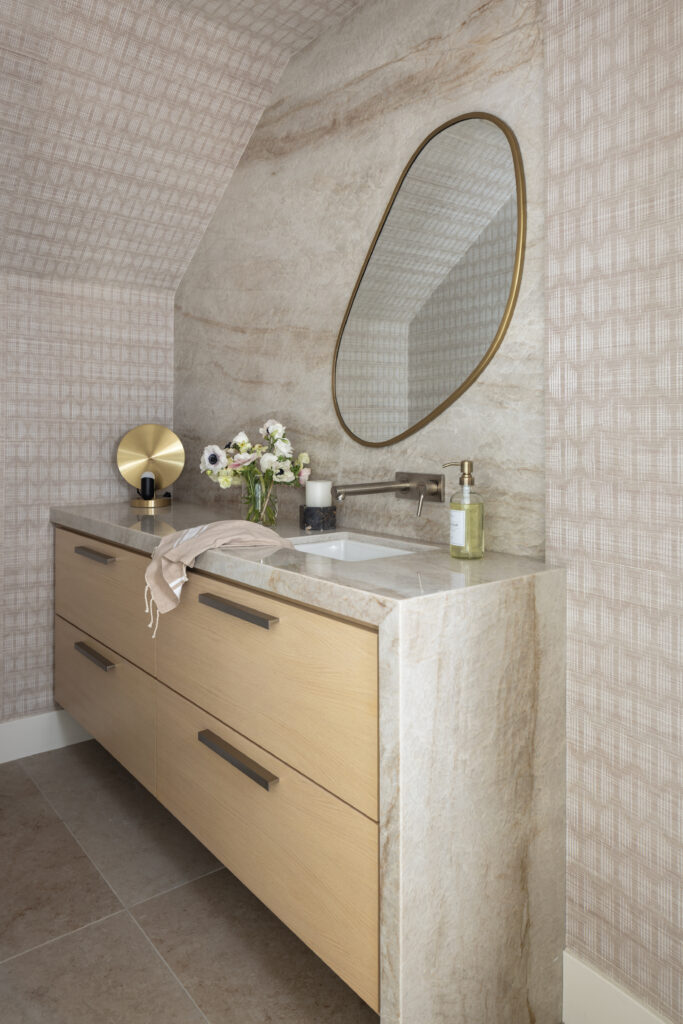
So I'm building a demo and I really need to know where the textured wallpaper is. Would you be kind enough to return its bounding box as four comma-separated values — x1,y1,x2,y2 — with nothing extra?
546,0,683,1018
335,318,409,441
0,274,174,721
0,0,360,289
0,0,363,723
409,196,517,425
336,195,517,442
181,0,361,51
349,119,515,322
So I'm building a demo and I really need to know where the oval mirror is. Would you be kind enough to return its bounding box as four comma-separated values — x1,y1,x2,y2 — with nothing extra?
332,112,526,446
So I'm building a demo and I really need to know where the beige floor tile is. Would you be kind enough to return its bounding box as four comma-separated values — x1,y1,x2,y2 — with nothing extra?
21,741,220,905
133,869,379,1024
0,911,207,1023
0,762,121,961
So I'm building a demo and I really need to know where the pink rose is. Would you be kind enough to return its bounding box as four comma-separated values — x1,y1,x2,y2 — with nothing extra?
298,467,311,486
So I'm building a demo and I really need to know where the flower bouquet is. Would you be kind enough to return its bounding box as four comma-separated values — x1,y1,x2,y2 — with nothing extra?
200,420,310,526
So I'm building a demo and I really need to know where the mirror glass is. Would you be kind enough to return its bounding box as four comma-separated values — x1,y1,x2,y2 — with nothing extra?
332,113,525,446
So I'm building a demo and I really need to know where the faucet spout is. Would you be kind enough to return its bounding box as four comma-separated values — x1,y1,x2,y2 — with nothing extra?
331,472,445,514
332,480,410,503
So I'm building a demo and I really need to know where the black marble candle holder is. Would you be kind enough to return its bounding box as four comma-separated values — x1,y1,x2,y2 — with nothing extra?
299,505,337,532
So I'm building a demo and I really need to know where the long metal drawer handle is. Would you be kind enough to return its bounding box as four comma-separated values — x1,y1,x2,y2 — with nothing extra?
74,545,115,565
198,592,278,630
198,730,279,791
74,641,116,672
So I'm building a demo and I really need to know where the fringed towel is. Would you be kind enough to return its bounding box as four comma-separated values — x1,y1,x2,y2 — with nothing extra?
144,521,293,638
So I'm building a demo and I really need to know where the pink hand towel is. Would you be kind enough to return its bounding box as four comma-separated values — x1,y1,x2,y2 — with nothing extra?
144,520,293,637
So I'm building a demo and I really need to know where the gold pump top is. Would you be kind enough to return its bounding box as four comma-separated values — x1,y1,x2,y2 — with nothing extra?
442,459,475,486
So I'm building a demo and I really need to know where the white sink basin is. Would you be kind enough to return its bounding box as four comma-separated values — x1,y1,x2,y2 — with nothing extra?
292,532,415,562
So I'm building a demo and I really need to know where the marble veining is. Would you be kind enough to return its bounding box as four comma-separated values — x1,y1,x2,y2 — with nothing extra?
51,501,552,627
51,500,565,1023
173,0,546,559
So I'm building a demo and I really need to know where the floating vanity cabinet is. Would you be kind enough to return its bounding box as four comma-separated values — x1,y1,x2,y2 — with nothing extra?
54,616,156,793
52,505,565,1024
54,528,157,791
155,571,378,820
53,523,380,1013
156,684,378,1008
54,528,155,676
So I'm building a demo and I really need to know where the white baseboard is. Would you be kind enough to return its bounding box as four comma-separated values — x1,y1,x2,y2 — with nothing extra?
0,709,91,763
563,951,673,1024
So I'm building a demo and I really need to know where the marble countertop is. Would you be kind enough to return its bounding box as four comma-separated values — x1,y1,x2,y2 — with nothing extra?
51,501,558,626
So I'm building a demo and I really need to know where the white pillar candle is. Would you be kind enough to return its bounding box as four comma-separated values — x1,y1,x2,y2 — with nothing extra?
306,480,332,507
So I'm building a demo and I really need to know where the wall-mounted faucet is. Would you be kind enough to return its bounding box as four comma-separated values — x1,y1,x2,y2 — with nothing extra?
332,472,445,517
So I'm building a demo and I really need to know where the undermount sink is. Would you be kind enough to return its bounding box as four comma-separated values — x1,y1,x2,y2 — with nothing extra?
292,532,416,562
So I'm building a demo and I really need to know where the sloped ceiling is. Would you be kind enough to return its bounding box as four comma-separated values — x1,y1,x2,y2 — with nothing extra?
0,0,362,289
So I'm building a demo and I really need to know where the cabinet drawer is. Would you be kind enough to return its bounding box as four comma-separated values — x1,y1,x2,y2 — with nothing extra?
55,527,154,675
156,572,378,819
156,683,379,1011
54,616,156,793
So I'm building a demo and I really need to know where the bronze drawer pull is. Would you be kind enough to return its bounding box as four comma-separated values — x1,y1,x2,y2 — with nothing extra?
198,592,278,630
74,545,115,565
74,641,115,672
198,730,279,791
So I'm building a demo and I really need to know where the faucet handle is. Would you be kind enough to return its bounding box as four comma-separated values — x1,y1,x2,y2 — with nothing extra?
416,484,426,517
395,472,445,511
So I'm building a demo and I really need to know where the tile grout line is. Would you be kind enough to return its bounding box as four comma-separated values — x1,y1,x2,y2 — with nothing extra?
19,759,223,910
23,760,227,909
17,754,221,1022
127,911,213,1024
0,910,126,967
128,865,226,910
18,762,129,907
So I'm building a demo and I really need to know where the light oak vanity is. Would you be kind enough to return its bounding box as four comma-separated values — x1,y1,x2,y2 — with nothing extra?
52,502,565,1024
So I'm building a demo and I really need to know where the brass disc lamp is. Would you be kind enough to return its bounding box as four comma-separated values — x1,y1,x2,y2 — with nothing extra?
116,424,185,509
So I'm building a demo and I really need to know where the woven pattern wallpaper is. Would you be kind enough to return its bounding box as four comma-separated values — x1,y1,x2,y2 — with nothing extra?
350,120,515,323
409,195,517,425
546,0,683,1018
0,275,174,721
182,0,360,52
0,0,352,288
335,318,409,441
0,0,362,723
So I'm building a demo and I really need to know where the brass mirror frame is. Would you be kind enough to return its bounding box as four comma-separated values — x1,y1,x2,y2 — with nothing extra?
331,112,527,448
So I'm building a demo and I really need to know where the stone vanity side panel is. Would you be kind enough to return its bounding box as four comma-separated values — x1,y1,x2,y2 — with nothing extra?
382,570,565,1024
546,0,683,1018
174,0,546,558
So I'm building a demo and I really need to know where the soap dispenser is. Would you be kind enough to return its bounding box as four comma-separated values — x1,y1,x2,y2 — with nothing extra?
443,459,484,559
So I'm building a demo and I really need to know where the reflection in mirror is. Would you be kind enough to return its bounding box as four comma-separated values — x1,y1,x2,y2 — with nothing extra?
333,113,525,446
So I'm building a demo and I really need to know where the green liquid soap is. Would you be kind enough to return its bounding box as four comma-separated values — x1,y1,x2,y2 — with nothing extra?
444,460,484,559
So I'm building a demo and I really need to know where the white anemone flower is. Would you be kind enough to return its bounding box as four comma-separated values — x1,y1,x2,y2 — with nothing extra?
259,419,285,440
200,444,228,472
273,437,293,458
274,461,295,484
260,452,278,474
231,431,250,450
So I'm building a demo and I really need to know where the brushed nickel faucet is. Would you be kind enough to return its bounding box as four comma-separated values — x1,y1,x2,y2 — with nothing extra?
332,472,445,517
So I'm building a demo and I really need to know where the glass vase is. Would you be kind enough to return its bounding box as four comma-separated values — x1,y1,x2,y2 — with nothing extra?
242,475,278,527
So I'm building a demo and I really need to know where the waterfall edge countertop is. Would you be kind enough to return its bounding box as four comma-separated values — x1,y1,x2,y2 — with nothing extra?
50,501,559,627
